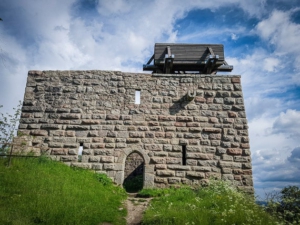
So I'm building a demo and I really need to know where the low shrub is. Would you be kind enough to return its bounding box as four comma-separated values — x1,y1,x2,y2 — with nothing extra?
265,186,300,224
142,180,281,225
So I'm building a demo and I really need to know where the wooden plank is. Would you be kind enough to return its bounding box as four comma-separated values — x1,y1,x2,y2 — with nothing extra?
155,60,226,65
154,44,225,61
154,50,224,54
155,46,224,50
154,46,223,50
155,53,224,59
155,43,224,47
155,52,224,57
155,45,224,52
151,43,230,73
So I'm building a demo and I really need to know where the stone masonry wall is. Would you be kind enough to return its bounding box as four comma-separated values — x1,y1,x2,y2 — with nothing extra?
13,70,253,193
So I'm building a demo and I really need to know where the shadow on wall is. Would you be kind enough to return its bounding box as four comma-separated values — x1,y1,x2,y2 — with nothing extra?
123,152,144,193
169,92,193,115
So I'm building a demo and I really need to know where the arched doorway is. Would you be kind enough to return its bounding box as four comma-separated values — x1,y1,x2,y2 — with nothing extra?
123,152,144,193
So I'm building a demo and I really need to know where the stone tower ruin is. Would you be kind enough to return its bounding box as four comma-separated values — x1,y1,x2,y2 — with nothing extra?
13,44,253,193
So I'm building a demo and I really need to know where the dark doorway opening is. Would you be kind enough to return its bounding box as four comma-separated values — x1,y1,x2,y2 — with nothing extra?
123,152,144,193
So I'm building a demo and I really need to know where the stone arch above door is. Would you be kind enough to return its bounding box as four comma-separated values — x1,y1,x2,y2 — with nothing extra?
115,148,154,188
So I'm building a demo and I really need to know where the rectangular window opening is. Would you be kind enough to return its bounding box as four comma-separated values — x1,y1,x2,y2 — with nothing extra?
78,143,83,162
135,90,141,104
182,145,187,166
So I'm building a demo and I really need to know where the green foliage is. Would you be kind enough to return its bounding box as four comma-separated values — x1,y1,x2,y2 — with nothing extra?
142,180,281,225
123,175,143,193
0,101,22,155
0,157,127,225
95,172,113,186
265,186,300,224
138,187,175,198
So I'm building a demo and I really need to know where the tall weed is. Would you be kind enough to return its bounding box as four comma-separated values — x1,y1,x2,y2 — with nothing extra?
142,180,282,225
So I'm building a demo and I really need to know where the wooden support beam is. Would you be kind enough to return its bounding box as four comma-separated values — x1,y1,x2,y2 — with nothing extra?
208,47,215,56
146,54,154,65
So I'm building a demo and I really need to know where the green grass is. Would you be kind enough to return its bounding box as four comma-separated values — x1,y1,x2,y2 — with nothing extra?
141,180,282,225
123,175,143,193
0,157,127,225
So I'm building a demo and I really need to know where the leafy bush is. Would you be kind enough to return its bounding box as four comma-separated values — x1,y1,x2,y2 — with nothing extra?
0,101,22,155
265,186,300,224
142,180,281,225
95,172,113,186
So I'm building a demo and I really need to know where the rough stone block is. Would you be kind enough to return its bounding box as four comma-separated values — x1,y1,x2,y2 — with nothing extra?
176,116,193,122
219,161,242,168
89,156,100,162
168,165,191,170
227,148,242,155
103,163,115,170
166,158,181,164
158,115,176,121
155,177,167,183
100,156,114,163
155,164,167,170
30,130,48,136
126,138,140,143
129,132,144,138
186,153,213,160
61,156,77,162
151,157,166,164
168,177,181,184
186,171,205,178
189,127,201,132
51,148,67,155
193,166,211,172
144,144,162,151
202,127,221,133
156,170,175,177
195,96,206,103
106,114,119,120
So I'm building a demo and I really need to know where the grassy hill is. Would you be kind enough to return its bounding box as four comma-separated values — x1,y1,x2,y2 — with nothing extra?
0,157,127,225
0,157,282,225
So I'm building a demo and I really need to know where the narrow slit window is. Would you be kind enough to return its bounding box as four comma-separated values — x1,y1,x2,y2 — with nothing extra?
182,145,187,165
78,143,83,162
135,90,141,104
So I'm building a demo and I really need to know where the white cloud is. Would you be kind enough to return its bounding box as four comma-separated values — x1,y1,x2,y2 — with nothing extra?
250,111,300,199
97,0,132,16
263,57,280,72
231,33,238,40
255,9,300,69
272,109,300,138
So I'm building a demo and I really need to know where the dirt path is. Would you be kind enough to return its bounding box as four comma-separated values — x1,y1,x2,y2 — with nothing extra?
125,193,152,225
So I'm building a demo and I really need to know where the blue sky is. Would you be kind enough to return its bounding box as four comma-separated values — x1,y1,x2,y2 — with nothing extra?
1,0,300,199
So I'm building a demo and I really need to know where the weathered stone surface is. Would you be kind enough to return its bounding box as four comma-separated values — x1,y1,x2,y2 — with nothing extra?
30,130,48,136
14,71,252,192
202,127,221,133
156,170,175,176
144,144,162,151
100,156,114,163
187,153,213,160
151,157,166,164
51,148,68,155
186,171,205,178
176,116,193,122
227,148,242,155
